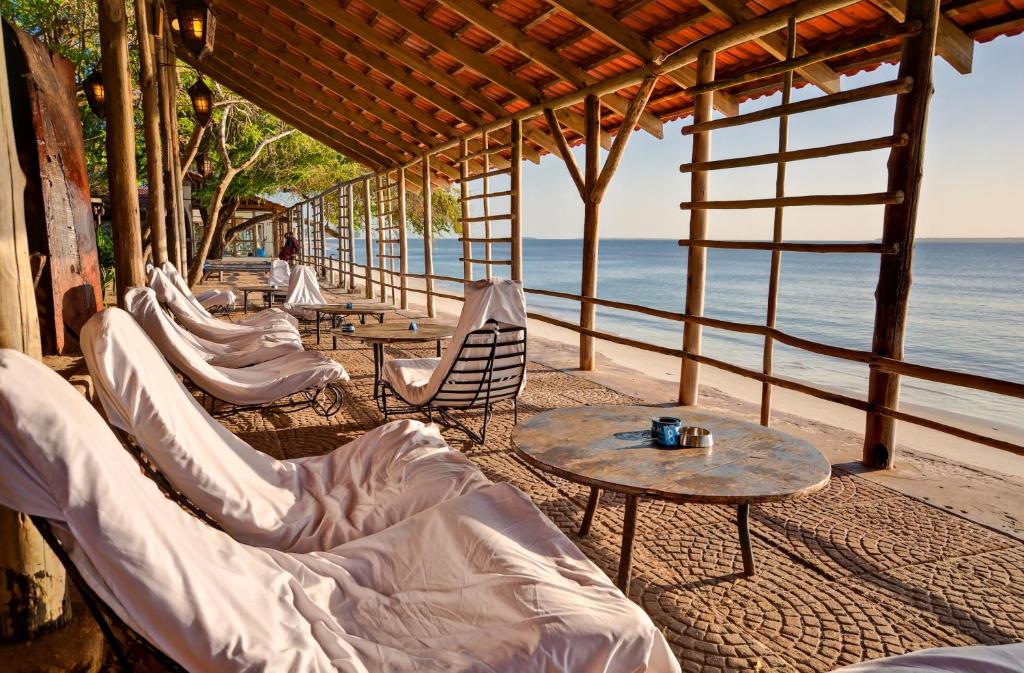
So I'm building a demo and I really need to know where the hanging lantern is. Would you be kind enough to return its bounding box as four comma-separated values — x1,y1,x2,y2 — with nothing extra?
195,148,213,178
82,69,106,118
188,78,213,126
175,0,216,59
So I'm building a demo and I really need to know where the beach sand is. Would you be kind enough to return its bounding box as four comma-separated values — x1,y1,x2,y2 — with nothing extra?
383,279,1024,539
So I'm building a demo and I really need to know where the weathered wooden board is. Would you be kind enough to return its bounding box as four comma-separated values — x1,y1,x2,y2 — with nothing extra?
4,24,102,353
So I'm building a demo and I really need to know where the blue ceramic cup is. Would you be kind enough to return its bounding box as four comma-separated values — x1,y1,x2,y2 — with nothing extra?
409,321,418,331
651,417,682,447
346,301,353,309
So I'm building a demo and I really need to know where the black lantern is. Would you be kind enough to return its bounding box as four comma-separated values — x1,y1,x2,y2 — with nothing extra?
195,149,213,178
82,69,106,118
188,78,213,126
175,0,216,59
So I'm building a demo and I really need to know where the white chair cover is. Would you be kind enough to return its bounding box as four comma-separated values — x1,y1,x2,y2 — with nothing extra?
0,348,680,673
383,278,527,406
85,304,490,551
283,265,327,320
119,293,347,405
160,261,236,314
834,644,1024,672
148,268,299,347
270,258,291,286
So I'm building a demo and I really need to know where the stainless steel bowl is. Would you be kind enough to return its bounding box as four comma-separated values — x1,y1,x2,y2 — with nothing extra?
680,426,713,449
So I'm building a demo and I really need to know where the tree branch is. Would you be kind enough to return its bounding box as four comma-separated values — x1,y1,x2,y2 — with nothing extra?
179,120,210,173
238,128,296,172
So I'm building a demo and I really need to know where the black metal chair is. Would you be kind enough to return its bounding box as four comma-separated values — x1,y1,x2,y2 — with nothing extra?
380,321,527,443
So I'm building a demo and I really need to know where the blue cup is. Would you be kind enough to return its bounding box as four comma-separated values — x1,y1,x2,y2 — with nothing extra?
341,323,355,333
409,321,418,331
345,301,353,309
651,417,682,447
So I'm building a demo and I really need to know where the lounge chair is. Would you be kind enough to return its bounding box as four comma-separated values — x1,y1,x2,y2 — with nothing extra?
148,267,300,348
0,348,680,673
381,278,527,442
83,308,491,551
160,261,235,312
833,643,1024,672
269,258,291,286
117,291,347,416
283,264,329,322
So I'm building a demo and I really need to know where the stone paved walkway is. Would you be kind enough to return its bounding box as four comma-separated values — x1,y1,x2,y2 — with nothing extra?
217,301,1024,673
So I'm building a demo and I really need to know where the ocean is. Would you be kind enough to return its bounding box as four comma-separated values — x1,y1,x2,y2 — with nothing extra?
337,237,1024,431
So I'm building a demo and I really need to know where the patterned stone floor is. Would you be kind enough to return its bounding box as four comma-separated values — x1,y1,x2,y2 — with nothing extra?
216,306,1024,673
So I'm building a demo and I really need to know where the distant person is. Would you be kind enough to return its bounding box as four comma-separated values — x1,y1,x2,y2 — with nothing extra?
279,231,299,262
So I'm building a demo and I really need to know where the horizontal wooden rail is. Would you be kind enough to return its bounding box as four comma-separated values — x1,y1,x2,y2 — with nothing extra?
462,236,514,243
463,190,513,201
524,287,685,322
687,22,922,96
457,167,511,183
680,191,904,210
460,257,513,265
677,240,900,253
683,78,914,135
462,142,513,161
680,134,909,173
404,271,467,284
463,213,513,222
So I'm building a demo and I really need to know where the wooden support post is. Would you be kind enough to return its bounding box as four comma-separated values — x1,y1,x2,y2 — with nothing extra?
363,177,374,299
482,131,492,279
158,25,183,270
510,119,523,282
318,197,327,278
864,0,939,468
760,19,796,427
422,155,436,317
0,28,68,641
679,50,716,405
135,0,166,265
99,0,146,305
347,183,356,290
375,175,386,300
398,167,409,309
579,94,601,371
460,138,473,282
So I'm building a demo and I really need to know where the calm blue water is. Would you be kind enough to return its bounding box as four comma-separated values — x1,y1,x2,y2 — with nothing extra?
334,238,1024,429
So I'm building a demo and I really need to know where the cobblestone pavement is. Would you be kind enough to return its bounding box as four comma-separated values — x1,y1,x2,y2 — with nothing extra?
215,302,1024,673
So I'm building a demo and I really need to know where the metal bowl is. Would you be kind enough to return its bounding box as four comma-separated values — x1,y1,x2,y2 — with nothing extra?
680,426,713,449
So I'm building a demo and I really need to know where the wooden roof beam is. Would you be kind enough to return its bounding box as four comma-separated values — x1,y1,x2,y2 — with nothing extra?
543,0,739,115
870,0,973,73
279,0,552,159
437,0,665,139
358,0,610,147
695,0,842,93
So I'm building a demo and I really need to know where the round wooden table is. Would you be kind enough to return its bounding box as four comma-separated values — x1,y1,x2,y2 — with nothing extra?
332,321,456,403
239,285,281,312
290,303,400,343
511,405,831,592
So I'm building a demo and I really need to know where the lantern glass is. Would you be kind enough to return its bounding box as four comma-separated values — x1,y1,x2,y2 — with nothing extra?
188,79,214,126
175,0,216,58
82,70,106,118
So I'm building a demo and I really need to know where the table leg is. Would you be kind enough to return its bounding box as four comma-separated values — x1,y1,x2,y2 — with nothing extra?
377,313,385,324
269,291,274,308
737,504,755,577
578,487,601,536
316,310,322,345
617,494,639,593
373,343,384,403
435,340,442,357
243,291,249,314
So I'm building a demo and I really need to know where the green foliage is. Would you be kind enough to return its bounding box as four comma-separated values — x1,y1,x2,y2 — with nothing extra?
94,219,116,297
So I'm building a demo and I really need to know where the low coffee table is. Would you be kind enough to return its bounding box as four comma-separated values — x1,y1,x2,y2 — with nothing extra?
511,405,831,592
290,303,400,343
333,321,456,403
239,285,281,312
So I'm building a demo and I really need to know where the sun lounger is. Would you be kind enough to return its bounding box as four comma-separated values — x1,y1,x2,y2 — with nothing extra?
269,258,291,286
84,306,490,551
148,267,299,347
833,643,1024,672
0,348,680,673
115,291,347,416
283,264,328,321
381,278,528,441
160,261,236,312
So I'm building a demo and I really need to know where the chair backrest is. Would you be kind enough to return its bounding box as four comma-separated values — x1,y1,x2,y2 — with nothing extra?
431,321,527,409
284,265,326,306
148,267,261,341
161,261,213,318
269,259,290,286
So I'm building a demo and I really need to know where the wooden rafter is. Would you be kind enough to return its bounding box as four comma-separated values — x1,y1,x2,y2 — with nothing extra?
543,0,739,115
695,0,843,93
437,0,665,138
870,0,974,73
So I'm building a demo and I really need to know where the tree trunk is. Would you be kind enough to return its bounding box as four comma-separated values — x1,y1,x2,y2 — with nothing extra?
0,25,68,642
134,0,166,265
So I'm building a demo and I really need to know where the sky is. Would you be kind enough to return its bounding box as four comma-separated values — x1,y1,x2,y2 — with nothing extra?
516,35,1024,240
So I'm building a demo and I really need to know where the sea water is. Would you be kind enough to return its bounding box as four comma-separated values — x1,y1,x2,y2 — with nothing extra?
335,237,1023,430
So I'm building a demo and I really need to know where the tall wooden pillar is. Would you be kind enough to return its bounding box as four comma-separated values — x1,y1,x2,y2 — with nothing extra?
864,0,940,468
158,21,182,270
679,50,716,405
510,119,523,282
362,177,374,299
579,95,601,371
347,183,356,290
0,28,68,641
134,0,166,265
397,167,409,309
99,0,146,304
459,138,473,282
422,155,435,318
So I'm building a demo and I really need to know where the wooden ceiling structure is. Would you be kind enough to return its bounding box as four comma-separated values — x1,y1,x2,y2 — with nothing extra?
177,0,1023,184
